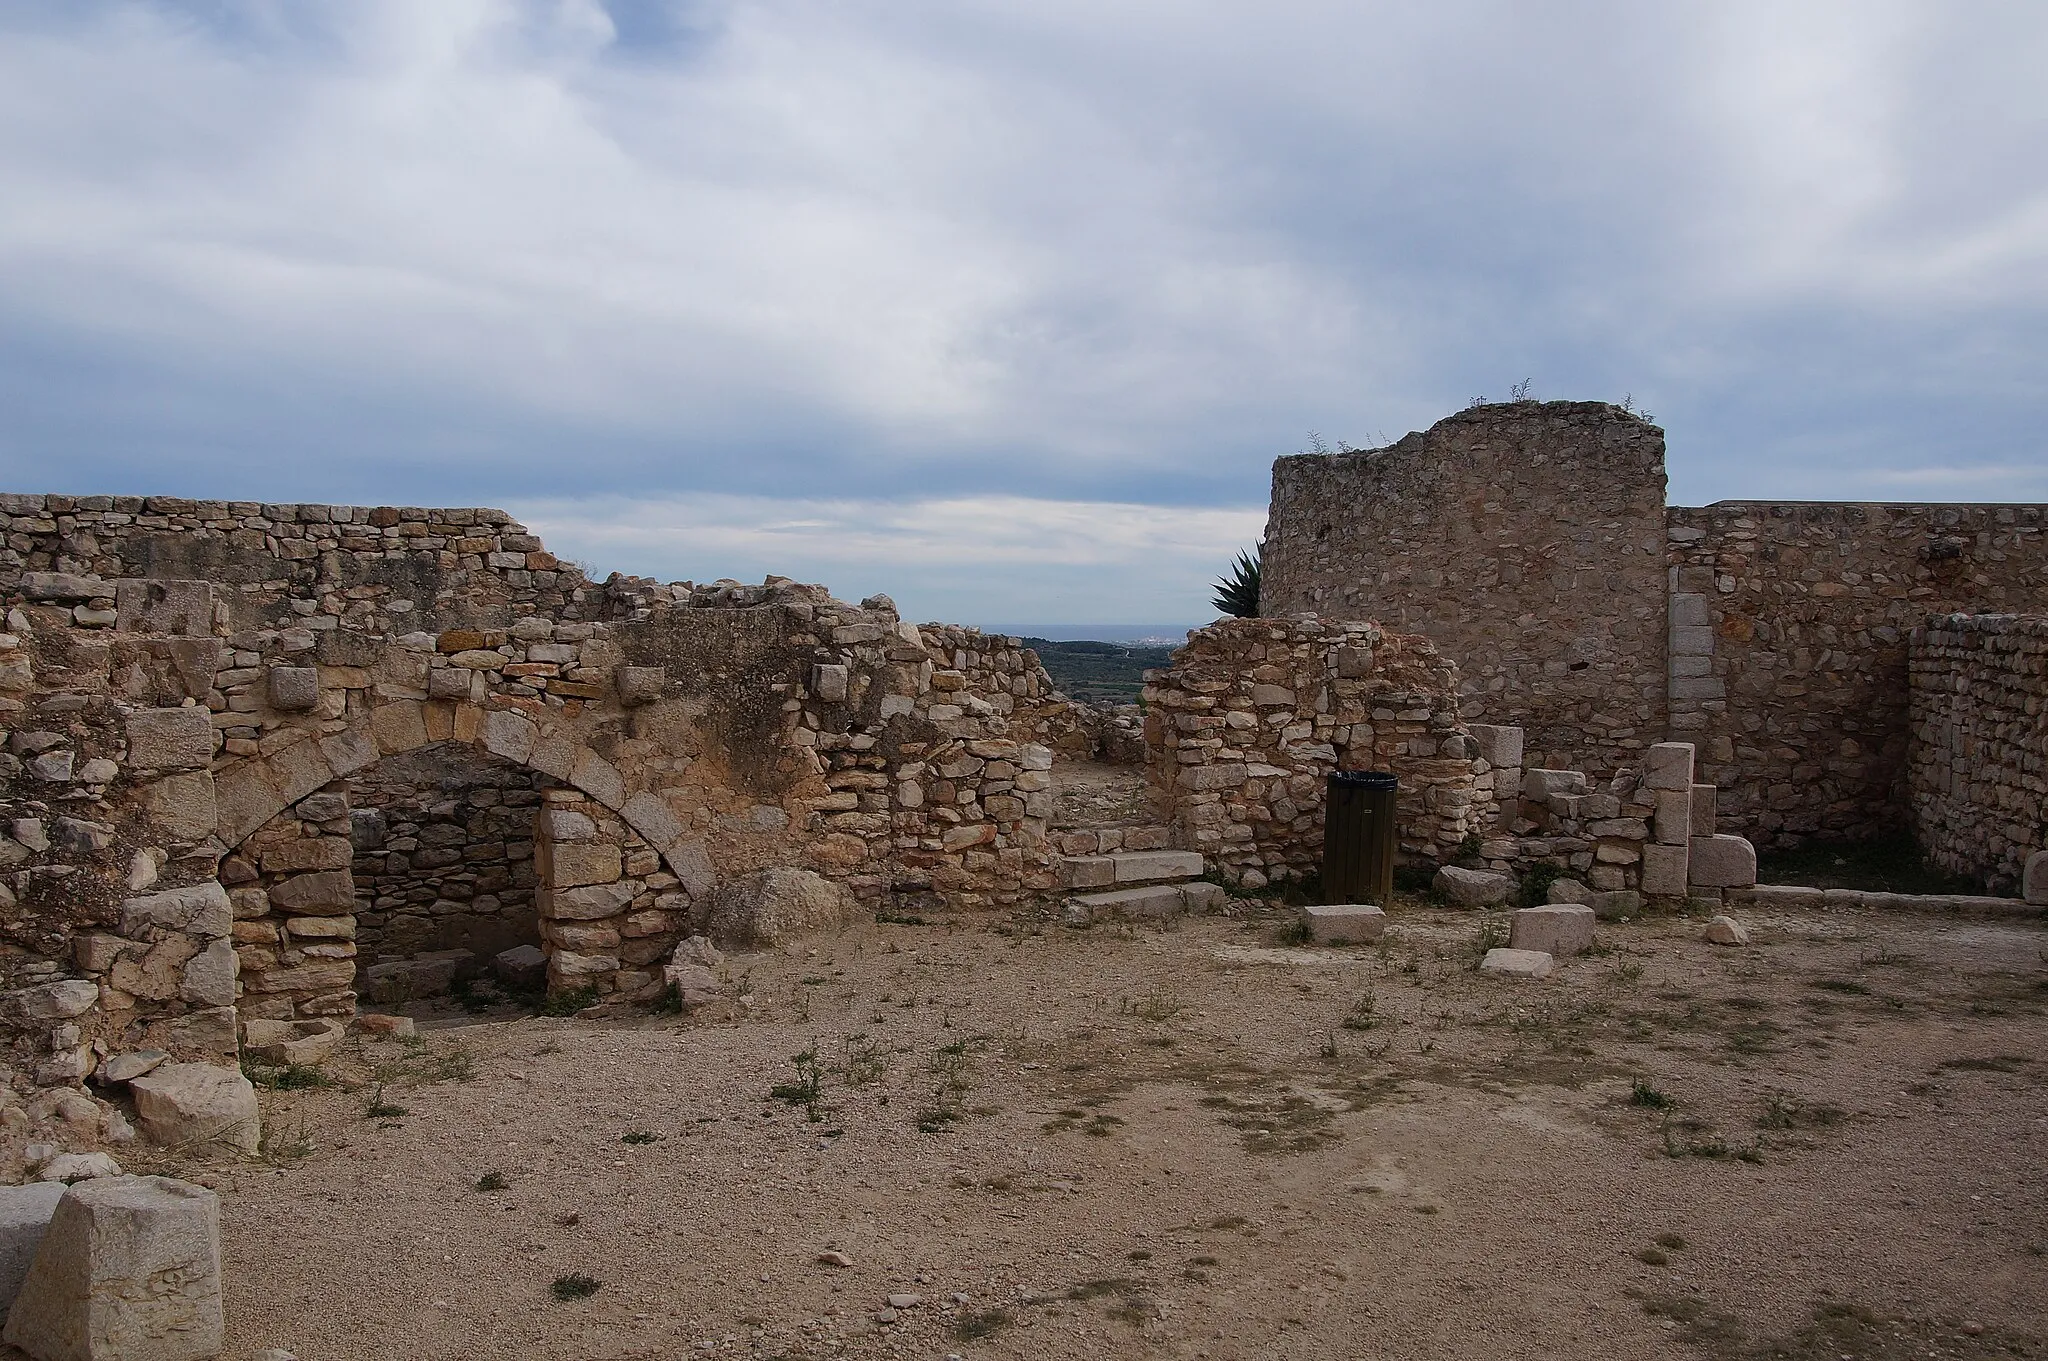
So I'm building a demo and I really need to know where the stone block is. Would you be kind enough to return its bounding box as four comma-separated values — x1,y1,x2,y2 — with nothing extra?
265,870,353,915
540,808,598,843
1587,889,1643,920
1736,884,1822,909
21,572,105,602
139,772,217,844
492,944,548,991
1544,878,1591,905
1433,865,1513,907
811,664,849,703
128,1065,261,1155
99,1051,167,1084
0,1182,66,1313
1687,834,1757,889
1642,742,1695,791
177,939,236,1008
1689,784,1717,837
1,1175,223,1361
1466,724,1523,771
113,578,217,636
1069,885,1182,920
1110,850,1203,883
1509,905,1595,957
1523,769,1589,801
426,667,473,700
1058,856,1115,889
1300,904,1384,945
124,707,214,771
267,666,319,712
616,665,666,706
1640,843,1688,897
241,1018,345,1067
1178,881,1228,914
545,882,635,921
361,952,468,1003
547,842,622,889
1705,915,1750,946
1479,948,1553,979
260,838,352,874
1653,789,1691,846
702,868,855,946
6,979,100,1022
2025,850,2048,907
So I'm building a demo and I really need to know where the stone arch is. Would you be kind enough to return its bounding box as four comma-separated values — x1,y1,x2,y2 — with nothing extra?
213,697,716,1020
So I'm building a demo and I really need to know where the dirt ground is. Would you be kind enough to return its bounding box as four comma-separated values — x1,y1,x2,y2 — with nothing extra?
123,898,2048,1361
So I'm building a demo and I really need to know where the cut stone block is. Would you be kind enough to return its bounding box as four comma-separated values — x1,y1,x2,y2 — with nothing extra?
1643,742,1696,791
266,666,319,712
361,951,469,1003
1110,850,1203,884
1735,884,1822,909
492,943,548,991
1434,865,1514,907
1466,724,1524,771
1522,769,1589,801
1479,948,1553,979
1587,890,1644,920
1544,878,1591,905
1653,789,1691,846
1509,905,1595,957
1641,843,1689,897
240,1018,345,1067
2,1175,223,1361
128,1064,261,1155
1178,881,1228,914
123,707,215,771
1069,885,1182,920
1705,915,1750,946
1300,904,1385,945
1690,785,1718,837
2025,850,2048,907
0,1182,67,1313
1688,834,1757,889
1057,856,1115,890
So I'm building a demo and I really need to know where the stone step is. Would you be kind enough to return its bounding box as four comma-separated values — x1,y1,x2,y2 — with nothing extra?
1056,849,1205,890
1063,880,1226,925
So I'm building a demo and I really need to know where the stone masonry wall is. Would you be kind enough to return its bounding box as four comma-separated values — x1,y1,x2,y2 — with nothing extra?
348,746,545,966
1668,503,2048,847
1141,617,1483,888
1907,614,2048,892
1261,402,1670,777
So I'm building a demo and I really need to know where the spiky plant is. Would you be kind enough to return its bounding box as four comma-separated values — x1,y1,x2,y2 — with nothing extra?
1212,549,1260,618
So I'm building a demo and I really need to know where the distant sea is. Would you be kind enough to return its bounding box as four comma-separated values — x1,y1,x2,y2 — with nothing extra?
979,623,1203,645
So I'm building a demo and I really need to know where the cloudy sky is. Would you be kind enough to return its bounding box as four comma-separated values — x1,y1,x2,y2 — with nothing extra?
2,1,2044,625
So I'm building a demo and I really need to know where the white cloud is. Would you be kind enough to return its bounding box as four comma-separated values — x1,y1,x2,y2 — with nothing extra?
515,491,1268,623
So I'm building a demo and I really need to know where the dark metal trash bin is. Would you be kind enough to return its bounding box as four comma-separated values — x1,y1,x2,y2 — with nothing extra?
1324,771,1398,905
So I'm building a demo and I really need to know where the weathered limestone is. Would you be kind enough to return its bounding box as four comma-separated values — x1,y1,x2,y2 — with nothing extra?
1509,905,1595,957
1687,834,1757,889
2028,850,2048,908
0,1183,67,1311
127,1065,261,1154
700,867,856,948
1909,617,2048,894
1479,948,1554,979
1299,904,1385,945
1705,915,1750,946
1433,866,1513,908
2,1176,223,1361
240,1018,344,1067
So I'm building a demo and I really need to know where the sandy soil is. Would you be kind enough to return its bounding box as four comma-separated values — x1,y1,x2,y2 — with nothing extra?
115,900,2048,1360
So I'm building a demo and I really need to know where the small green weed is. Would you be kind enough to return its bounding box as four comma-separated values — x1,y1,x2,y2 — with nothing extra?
541,985,598,1017
621,1130,661,1145
551,1273,602,1301
476,1170,509,1192
1629,1077,1672,1110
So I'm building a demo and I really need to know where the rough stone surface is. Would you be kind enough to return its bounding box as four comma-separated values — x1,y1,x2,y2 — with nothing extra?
1433,865,1514,908
701,868,856,947
0,1182,67,1313
1687,834,1758,889
1544,878,1591,905
1705,915,1751,946
127,1065,261,1155
1300,904,1385,945
2028,850,2048,908
1479,948,1554,979
1,1175,223,1361
1509,905,1596,957
241,1018,345,1067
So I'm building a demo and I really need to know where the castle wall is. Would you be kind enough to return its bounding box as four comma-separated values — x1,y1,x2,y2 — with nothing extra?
1261,403,1670,778
1907,614,2048,892
1667,504,2048,847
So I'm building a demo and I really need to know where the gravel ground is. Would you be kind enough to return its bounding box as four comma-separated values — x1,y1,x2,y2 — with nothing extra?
116,900,2048,1360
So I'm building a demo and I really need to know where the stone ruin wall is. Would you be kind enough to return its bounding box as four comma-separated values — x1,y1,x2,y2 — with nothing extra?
0,494,1099,1117
1259,405,2048,869
1141,616,1754,905
1907,614,2048,894
1261,402,1671,778
1667,503,2048,849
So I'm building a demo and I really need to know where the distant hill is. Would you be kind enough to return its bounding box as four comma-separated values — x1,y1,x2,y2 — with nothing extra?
1022,637,1178,704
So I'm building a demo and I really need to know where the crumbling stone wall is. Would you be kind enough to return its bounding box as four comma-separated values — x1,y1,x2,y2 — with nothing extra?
1907,614,2048,892
1261,402,1670,776
1668,503,2048,847
349,745,544,965
1141,617,1485,887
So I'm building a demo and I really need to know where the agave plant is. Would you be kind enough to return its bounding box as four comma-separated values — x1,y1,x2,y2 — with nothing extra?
1212,549,1260,618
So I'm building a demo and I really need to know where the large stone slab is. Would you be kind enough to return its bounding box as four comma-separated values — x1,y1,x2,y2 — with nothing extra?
1688,834,1757,889
1466,723,1523,771
701,867,855,946
0,1182,67,1313
1,1175,223,1361
1109,850,1204,884
1509,904,1595,957
1433,865,1513,907
1640,843,1689,897
119,884,231,942
1300,904,1384,945
127,1064,260,1155
1067,885,1183,922
1479,948,1553,979
123,707,214,772
1643,742,1696,791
